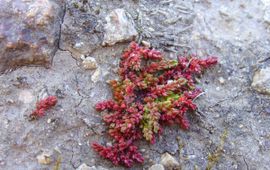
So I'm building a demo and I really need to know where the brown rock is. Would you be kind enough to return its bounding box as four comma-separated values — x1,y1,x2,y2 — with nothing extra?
0,0,64,73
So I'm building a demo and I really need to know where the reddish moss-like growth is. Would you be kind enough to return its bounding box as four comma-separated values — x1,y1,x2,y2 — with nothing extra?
29,96,57,120
92,42,217,167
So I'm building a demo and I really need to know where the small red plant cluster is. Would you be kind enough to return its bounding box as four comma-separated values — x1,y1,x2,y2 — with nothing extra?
92,42,217,167
29,96,57,120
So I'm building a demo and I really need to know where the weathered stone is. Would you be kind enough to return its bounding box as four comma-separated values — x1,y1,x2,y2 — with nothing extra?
251,67,270,95
91,67,101,83
76,163,108,170
82,57,97,70
142,40,151,48
160,153,180,169
36,150,52,165
103,9,138,46
0,0,64,73
60,5,103,58
149,164,165,170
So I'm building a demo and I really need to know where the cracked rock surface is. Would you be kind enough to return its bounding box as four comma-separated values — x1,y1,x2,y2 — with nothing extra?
0,0,270,169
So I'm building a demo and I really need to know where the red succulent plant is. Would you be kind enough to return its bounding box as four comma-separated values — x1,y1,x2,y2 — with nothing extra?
29,96,57,120
92,42,217,167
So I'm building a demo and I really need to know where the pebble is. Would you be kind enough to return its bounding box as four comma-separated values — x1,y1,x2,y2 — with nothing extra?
142,40,151,47
82,57,98,70
76,163,91,170
160,152,180,168
36,151,52,165
251,67,270,95
218,77,225,84
47,119,52,124
76,163,108,170
149,164,165,170
91,68,101,83
106,142,112,147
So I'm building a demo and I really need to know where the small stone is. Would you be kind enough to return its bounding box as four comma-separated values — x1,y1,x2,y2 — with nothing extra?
219,6,230,17
160,153,180,169
103,9,138,46
76,163,108,170
36,151,52,165
251,67,270,95
149,164,165,170
218,77,225,84
76,164,91,170
106,142,112,147
91,68,101,83
81,55,86,60
82,57,97,70
142,41,151,48
7,99,15,104
148,27,155,32
77,163,91,170
47,119,52,124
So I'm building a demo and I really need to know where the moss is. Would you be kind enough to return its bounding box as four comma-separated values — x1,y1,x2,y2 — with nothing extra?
53,155,61,170
206,129,228,170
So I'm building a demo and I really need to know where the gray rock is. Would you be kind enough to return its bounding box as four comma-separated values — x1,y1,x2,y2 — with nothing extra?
149,164,165,170
160,153,180,169
103,9,138,46
251,67,270,95
76,163,107,170
60,5,103,58
0,0,64,73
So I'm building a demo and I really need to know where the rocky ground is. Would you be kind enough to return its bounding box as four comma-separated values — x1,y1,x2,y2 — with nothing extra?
1,0,270,169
